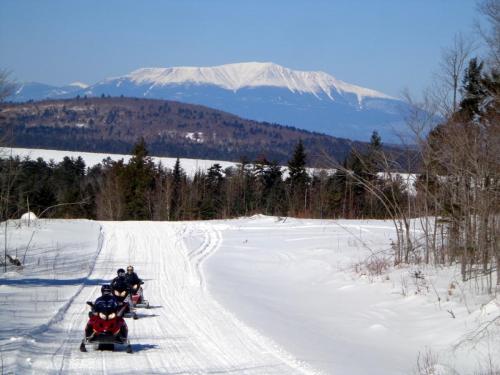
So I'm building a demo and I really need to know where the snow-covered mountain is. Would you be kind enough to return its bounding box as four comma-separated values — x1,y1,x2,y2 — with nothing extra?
12,81,88,102
9,63,410,142
113,62,392,101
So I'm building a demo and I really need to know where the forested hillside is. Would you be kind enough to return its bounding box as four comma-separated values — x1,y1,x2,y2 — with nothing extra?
0,97,369,166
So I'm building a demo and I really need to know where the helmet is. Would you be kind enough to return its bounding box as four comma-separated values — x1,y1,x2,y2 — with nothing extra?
117,268,125,277
101,284,112,295
127,265,134,273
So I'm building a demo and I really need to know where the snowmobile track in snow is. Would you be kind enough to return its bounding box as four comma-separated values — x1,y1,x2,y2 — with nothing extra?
20,222,322,374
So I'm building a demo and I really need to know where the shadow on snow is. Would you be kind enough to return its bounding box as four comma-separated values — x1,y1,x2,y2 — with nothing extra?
0,277,111,287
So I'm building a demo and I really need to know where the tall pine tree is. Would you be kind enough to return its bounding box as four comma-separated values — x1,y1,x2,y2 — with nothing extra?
459,57,486,119
287,140,310,215
169,158,184,220
123,138,156,220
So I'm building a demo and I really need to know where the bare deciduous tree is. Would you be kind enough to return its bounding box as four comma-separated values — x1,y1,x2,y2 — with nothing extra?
435,33,476,116
0,70,19,271
0,69,17,102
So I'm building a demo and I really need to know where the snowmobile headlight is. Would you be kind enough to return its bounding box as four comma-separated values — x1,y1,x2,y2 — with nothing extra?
108,312,116,320
120,291,127,297
133,284,138,289
114,290,120,296
99,312,107,320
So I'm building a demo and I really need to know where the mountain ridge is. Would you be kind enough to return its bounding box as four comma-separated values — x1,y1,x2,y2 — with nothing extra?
9,62,411,143
107,62,395,102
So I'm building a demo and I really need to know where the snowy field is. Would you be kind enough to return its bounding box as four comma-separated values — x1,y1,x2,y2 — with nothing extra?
0,217,498,374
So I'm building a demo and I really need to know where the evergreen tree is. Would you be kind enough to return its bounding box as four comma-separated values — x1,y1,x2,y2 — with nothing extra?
459,57,486,119
170,158,184,220
17,158,57,215
287,140,308,184
52,156,86,217
264,161,287,215
364,131,382,179
253,157,286,215
346,151,367,217
287,140,310,215
123,138,156,220
200,163,225,219
235,157,255,216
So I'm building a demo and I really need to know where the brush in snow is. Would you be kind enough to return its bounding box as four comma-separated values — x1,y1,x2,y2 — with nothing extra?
80,301,133,353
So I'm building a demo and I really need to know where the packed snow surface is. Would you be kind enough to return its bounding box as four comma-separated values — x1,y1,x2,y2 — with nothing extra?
0,217,498,374
111,62,394,101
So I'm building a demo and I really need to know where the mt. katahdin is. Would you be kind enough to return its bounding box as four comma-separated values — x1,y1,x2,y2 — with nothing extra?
10,62,411,143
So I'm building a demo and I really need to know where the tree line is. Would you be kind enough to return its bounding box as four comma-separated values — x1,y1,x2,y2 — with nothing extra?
0,133,407,222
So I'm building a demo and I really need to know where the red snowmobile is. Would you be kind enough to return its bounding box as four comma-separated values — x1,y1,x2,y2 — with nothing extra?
130,282,150,309
80,298,132,353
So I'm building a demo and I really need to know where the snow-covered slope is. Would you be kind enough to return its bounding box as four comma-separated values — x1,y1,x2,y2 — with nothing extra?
206,217,500,374
1,217,498,374
11,82,86,103
117,62,393,102
0,219,320,374
67,81,89,89
0,220,103,373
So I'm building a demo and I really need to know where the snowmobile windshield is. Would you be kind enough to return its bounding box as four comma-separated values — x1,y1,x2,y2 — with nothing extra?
95,299,118,315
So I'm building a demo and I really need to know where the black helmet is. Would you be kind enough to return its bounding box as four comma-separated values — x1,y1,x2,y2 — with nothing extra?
127,265,134,273
101,284,112,295
117,268,125,277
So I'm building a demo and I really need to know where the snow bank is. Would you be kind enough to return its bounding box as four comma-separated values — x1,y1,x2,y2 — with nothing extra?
0,219,102,373
204,217,500,375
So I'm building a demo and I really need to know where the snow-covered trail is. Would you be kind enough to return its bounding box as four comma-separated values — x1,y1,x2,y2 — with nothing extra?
26,221,321,374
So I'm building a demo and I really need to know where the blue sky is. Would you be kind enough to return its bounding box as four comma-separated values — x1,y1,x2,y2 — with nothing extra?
0,0,480,97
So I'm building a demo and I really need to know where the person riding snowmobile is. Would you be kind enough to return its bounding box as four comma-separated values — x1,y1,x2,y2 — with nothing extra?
81,284,131,353
87,284,122,321
111,268,127,290
125,265,143,289
94,284,117,307
125,265,148,308
111,268,137,318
